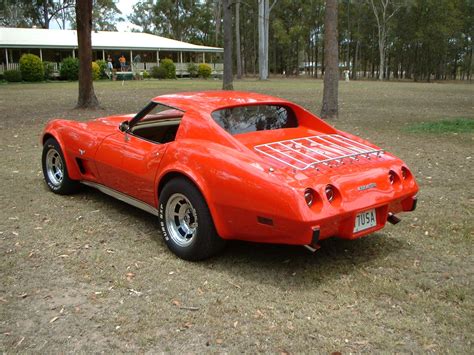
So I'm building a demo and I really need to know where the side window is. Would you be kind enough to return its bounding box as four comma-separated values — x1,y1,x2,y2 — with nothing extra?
131,120,181,144
130,103,184,144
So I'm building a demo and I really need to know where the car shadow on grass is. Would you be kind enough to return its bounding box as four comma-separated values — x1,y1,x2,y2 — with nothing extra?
78,186,408,290
206,235,407,289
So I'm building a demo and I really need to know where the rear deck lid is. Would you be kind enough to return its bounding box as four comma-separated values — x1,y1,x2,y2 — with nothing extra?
253,134,385,172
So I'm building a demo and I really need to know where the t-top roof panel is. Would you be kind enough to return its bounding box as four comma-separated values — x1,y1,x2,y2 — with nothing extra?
0,27,223,52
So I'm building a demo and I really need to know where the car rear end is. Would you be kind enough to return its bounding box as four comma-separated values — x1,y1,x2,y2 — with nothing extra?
248,131,418,245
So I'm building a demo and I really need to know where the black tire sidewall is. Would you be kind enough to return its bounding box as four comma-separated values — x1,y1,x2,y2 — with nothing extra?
42,138,78,194
158,178,224,260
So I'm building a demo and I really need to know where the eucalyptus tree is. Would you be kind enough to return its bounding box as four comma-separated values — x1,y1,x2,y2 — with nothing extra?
222,0,234,90
367,0,404,80
321,0,338,119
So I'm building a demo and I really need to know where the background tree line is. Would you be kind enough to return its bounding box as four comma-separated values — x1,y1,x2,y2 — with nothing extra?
1,0,472,81
128,0,472,81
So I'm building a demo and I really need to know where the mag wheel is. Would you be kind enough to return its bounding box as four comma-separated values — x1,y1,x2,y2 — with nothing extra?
42,138,79,195
159,178,225,261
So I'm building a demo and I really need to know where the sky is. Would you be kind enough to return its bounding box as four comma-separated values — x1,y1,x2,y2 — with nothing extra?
115,0,140,32
48,0,141,32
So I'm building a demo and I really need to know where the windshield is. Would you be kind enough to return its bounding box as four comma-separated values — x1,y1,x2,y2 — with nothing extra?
211,105,297,135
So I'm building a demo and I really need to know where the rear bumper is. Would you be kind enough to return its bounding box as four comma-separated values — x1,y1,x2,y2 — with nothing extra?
303,194,418,243
222,194,418,245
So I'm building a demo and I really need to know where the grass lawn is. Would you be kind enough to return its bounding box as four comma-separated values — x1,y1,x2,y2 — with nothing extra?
0,78,473,352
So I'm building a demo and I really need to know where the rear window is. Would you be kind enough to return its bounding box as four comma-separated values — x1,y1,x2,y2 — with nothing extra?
211,105,297,135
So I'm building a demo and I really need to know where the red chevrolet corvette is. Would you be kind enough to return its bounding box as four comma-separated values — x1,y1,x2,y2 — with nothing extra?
42,91,418,260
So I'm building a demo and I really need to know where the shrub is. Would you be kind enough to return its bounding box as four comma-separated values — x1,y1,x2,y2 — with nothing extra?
187,62,198,78
0,73,4,81
160,58,176,79
142,70,151,79
19,53,44,82
198,63,212,79
151,65,167,79
95,59,108,78
91,61,100,80
4,70,22,82
43,61,56,80
60,57,79,80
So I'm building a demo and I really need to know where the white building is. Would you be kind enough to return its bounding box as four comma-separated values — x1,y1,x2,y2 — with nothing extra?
0,27,223,75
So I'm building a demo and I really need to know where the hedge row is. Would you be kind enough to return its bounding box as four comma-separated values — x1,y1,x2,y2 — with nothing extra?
3,56,212,82
3,54,108,82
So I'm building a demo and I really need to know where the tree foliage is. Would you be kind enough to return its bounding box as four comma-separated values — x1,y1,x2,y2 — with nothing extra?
129,0,216,44
0,0,123,31
2,0,472,81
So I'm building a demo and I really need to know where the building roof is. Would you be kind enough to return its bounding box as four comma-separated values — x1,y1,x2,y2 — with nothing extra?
0,27,223,53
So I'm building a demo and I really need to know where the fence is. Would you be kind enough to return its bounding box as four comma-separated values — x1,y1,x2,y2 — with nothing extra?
0,63,20,73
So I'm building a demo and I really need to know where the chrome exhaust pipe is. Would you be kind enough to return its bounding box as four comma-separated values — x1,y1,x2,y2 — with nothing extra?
304,244,321,253
387,213,401,225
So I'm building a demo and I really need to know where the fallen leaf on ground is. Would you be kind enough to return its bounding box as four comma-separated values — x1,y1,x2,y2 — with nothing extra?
228,280,241,289
179,306,200,311
15,337,25,347
128,289,142,296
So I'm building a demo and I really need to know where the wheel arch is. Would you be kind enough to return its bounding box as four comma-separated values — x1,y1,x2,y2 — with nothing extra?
42,130,82,180
157,169,231,239
42,132,57,145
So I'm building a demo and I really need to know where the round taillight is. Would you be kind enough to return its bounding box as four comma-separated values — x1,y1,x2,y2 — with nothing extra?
304,189,314,206
325,185,335,202
401,167,409,180
389,171,397,185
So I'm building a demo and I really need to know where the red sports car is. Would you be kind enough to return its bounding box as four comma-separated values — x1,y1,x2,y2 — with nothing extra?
42,91,418,260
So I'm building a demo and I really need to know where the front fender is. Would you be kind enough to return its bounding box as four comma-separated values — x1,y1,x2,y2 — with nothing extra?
42,120,83,180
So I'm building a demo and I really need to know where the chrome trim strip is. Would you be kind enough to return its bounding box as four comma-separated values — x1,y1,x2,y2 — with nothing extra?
81,181,158,216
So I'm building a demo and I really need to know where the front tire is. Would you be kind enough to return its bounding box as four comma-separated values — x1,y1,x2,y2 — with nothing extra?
159,178,225,261
42,138,79,195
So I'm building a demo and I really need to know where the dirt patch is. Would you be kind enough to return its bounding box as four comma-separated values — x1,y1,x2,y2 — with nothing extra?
0,79,473,352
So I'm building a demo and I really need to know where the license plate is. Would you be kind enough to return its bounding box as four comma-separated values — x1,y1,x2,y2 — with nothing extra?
353,209,377,233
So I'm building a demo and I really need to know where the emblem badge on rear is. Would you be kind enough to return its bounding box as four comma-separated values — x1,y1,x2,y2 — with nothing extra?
358,182,377,191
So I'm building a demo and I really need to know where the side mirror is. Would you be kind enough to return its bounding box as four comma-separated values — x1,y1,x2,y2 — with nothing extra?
119,121,129,132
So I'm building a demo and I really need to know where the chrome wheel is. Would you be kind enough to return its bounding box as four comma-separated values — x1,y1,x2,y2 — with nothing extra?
165,193,198,247
45,148,64,186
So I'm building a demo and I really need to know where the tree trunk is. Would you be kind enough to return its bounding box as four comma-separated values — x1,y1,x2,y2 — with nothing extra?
76,0,99,109
222,0,234,90
42,1,49,29
235,0,242,79
352,39,359,80
258,0,267,80
215,0,222,46
378,32,385,80
321,0,338,119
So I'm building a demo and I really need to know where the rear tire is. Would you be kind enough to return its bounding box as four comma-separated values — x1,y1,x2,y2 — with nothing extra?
42,138,79,195
159,178,226,261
